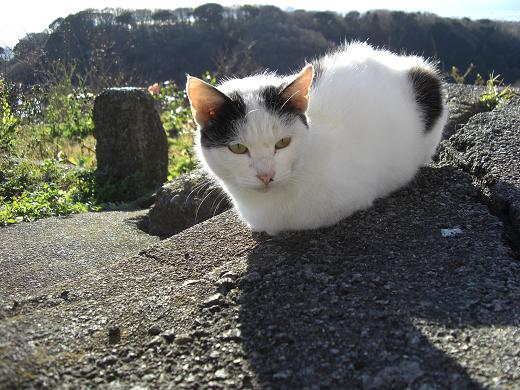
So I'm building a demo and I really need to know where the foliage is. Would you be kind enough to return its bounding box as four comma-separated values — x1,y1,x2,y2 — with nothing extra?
479,73,517,109
0,78,18,153
0,157,100,225
43,63,95,140
0,66,214,225
168,135,196,180
149,72,216,179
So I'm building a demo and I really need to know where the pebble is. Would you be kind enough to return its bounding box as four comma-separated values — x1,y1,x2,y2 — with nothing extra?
220,328,242,341
148,324,161,336
108,326,121,345
202,293,224,307
215,368,229,379
146,336,163,348
141,374,156,382
175,334,193,345
98,355,118,368
216,277,235,292
160,329,176,343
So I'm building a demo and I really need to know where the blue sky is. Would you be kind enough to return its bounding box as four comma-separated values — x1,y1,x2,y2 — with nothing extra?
1,0,520,48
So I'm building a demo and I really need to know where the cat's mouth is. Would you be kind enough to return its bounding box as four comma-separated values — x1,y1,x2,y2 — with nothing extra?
256,186,272,193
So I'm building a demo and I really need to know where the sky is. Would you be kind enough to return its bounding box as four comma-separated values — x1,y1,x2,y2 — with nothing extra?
1,0,520,48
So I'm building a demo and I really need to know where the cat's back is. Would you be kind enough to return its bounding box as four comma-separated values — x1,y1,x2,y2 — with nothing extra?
312,42,434,88
309,42,445,136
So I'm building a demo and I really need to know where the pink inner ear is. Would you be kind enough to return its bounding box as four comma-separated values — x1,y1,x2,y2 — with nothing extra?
187,76,227,125
280,64,314,113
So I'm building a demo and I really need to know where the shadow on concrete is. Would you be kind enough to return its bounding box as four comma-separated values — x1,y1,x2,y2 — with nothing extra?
238,166,517,388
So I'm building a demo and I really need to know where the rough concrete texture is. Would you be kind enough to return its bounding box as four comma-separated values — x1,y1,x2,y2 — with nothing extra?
1,85,519,389
0,210,159,306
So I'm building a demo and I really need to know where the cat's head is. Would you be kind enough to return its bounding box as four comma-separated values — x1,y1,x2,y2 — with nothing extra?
186,65,314,192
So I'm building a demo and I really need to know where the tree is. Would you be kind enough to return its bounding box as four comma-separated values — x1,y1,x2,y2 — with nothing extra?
193,3,224,27
152,10,173,25
115,11,135,27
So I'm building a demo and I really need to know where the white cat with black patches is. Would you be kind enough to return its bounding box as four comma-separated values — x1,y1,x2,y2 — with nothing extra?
187,42,448,235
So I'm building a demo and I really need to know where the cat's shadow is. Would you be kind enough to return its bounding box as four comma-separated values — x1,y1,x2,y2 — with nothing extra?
238,165,518,388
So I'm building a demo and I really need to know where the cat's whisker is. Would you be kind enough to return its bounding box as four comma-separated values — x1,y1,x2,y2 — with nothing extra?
212,193,230,218
195,187,218,221
185,180,211,204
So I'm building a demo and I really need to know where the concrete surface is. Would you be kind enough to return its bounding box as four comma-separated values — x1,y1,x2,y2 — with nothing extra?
0,85,519,389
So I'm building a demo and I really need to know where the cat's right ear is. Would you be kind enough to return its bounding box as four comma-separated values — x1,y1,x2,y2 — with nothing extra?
186,76,228,127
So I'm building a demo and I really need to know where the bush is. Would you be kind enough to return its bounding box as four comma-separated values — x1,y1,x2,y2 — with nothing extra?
0,78,18,154
0,158,100,225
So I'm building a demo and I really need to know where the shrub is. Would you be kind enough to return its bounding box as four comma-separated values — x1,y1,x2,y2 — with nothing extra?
0,78,18,153
0,157,101,225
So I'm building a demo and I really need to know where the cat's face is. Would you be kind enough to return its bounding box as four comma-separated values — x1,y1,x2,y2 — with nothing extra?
199,109,308,191
187,65,314,192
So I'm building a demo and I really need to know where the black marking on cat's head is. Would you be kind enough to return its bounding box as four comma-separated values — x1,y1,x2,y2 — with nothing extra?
409,67,443,133
260,85,309,128
199,91,246,148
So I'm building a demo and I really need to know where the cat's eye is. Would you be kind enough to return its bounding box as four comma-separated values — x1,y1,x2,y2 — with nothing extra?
275,137,291,149
228,143,248,154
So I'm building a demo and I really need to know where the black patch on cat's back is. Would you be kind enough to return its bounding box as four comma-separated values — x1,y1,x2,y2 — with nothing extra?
409,67,443,133
200,91,246,148
260,85,309,127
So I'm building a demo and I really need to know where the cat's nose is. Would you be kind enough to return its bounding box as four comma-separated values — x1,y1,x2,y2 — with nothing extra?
256,172,274,185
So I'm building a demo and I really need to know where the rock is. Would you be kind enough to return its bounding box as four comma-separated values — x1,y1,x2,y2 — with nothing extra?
175,334,193,345
160,329,176,343
201,293,224,308
146,336,164,348
93,88,168,201
108,326,121,345
147,324,161,336
442,84,488,139
97,355,118,368
220,328,242,341
214,368,229,379
146,169,231,237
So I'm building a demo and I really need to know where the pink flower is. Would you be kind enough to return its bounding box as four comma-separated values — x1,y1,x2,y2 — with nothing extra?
148,83,160,95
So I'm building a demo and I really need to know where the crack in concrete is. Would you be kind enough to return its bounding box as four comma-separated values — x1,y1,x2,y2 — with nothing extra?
439,98,520,260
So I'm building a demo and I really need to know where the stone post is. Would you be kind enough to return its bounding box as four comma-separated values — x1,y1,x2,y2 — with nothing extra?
93,88,168,200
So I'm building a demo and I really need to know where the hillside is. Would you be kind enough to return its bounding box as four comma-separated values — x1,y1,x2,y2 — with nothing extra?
4,4,520,86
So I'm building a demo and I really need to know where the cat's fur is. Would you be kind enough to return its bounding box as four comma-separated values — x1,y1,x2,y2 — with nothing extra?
187,42,448,235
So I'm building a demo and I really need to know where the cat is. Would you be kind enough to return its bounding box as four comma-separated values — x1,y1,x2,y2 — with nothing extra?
186,42,448,235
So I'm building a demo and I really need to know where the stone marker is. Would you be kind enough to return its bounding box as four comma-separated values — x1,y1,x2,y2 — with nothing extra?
93,88,168,199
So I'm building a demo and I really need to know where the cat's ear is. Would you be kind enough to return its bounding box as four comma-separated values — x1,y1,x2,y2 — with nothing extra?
280,64,314,113
186,76,228,126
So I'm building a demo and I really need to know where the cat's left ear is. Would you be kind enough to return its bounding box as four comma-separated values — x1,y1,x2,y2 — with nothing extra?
186,76,228,127
280,64,314,113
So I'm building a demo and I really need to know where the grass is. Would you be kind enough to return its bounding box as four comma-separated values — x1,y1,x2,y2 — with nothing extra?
0,66,204,225
479,73,517,109
451,64,517,109
0,157,101,225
